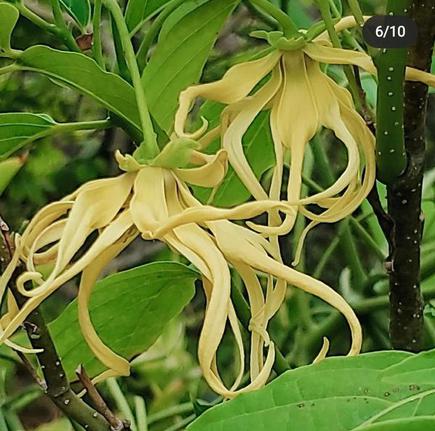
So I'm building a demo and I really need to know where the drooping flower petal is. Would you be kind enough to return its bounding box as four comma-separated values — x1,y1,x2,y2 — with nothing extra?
209,220,362,357
78,229,137,384
304,43,435,87
175,51,282,138
0,210,134,342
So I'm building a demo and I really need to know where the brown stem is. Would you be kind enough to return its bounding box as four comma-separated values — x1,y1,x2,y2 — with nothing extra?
76,366,128,431
387,0,435,351
0,218,111,431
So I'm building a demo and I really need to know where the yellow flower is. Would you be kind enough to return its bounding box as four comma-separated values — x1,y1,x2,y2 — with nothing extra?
0,132,364,397
0,140,300,396
174,23,435,259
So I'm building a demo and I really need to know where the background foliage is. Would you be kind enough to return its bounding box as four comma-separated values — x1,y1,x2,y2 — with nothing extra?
0,0,434,430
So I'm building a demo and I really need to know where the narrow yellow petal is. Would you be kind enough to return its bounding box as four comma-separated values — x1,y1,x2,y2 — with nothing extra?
0,211,134,342
175,51,282,138
78,232,136,380
222,67,282,201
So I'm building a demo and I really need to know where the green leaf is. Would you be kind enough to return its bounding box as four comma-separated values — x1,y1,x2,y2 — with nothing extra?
17,46,141,137
194,102,275,207
0,3,19,50
49,262,197,380
0,113,56,159
0,156,25,196
188,350,435,431
142,0,239,133
60,0,91,27
125,0,171,33
361,418,435,431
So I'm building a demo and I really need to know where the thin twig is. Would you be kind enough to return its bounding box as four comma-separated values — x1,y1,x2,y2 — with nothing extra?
76,365,127,431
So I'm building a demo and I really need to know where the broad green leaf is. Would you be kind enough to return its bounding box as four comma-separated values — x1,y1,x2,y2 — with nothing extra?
0,156,25,196
194,102,275,207
0,3,19,50
17,46,141,138
125,0,171,33
60,0,91,27
187,350,435,431
49,262,197,380
142,0,239,133
0,113,56,159
381,349,435,386
361,418,435,431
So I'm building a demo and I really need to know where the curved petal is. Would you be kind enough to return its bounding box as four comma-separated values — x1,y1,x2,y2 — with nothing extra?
130,167,169,234
78,231,137,382
175,51,282,138
210,221,362,358
163,182,234,396
0,211,134,342
146,186,294,239
305,43,435,88
315,16,370,42
175,149,228,188
222,67,282,201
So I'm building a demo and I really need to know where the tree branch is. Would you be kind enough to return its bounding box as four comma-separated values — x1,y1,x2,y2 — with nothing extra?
0,217,111,431
387,0,435,351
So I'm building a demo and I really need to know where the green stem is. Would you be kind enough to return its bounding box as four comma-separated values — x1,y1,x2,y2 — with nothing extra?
0,410,7,431
302,282,435,357
0,64,18,76
103,0,158,158
311,136,366,288
14,2,57,33
374,0,409,184
164,414,195,431
316,0,362,111
346,0,365,26
106,379,136,430
14,1,79,52
147,403,193,425
313,236,340,279
137,0,186,72
249,0,299,37
111,15,131,82
49,0,81,51
54,118,112,133
92,0,104,68
243,0,279,30
328,0,341,17
349,217,386,260
134,397,148,431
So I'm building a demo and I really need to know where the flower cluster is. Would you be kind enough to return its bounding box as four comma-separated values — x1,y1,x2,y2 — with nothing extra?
1,18,434,398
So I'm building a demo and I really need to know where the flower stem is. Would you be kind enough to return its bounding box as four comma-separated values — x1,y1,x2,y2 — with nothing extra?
346,0,365,27
103,0,159,158
315,0,363,112
249,0,299,37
